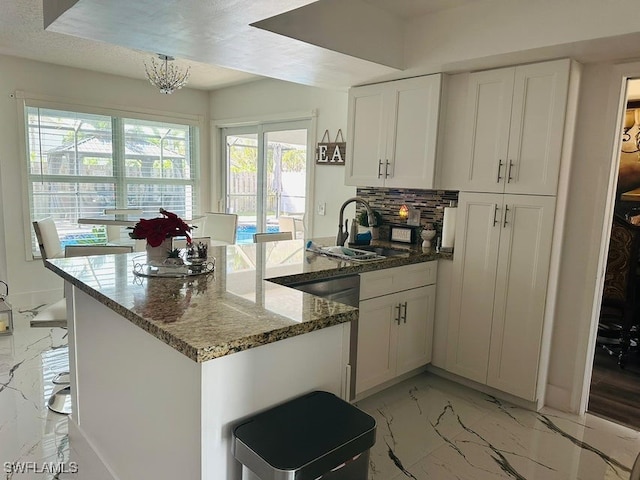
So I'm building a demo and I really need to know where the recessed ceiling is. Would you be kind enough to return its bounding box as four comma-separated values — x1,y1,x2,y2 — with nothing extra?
0,0,260,90
362,0,478,18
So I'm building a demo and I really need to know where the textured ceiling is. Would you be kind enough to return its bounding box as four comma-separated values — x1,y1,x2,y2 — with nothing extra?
0,0,477,92
0,0,260,90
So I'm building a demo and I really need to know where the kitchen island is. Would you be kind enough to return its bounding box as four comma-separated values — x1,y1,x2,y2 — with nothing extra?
45,239,437,480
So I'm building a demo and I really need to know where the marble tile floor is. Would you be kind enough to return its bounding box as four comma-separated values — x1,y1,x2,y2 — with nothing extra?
2,306,640,480
0,309,70,480
355,375,640,480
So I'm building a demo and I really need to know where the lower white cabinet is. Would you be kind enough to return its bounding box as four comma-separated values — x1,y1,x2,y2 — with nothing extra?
355,262,437,395
446,192,555,401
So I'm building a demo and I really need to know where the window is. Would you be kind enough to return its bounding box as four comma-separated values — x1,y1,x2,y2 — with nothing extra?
25,106,198,254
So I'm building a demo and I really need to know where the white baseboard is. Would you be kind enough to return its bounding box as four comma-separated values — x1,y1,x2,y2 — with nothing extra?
426,365,538,411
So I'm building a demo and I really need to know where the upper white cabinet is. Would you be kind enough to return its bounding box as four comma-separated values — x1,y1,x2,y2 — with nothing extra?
346,75,442,189
438,59,570,195
445,192,556,401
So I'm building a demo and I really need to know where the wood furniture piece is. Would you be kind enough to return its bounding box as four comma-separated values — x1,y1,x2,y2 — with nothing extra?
438,59,570,195
445,192,556,401
345,74,442,189
355,261,437,397
253,231,293,243
597,214,640,367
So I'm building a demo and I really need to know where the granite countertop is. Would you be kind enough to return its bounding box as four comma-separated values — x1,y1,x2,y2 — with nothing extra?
45,238,441,363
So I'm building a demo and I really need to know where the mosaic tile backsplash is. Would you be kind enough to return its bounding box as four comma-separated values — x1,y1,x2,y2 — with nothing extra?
356,187,459,243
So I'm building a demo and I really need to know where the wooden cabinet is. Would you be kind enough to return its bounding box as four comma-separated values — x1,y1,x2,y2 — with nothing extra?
355,262,437,396
438,59,569,195
346,75,442,189
446,192,555,401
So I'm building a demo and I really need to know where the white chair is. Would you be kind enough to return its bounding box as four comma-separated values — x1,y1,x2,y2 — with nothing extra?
103,208,143,243
278,216,305,239
32,218,133,414
201,212,238,245
172,236,211,250
253,231,293,243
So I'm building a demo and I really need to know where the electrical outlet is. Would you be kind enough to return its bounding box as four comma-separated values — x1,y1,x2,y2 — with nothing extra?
317,202,326,216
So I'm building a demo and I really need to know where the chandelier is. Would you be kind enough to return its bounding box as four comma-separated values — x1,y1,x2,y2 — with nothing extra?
144,54,191,94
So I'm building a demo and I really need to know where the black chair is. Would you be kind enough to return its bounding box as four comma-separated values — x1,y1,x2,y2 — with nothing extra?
597,214,640,367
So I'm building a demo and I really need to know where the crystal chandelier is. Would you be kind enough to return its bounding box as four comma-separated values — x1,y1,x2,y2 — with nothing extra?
144,54,191,94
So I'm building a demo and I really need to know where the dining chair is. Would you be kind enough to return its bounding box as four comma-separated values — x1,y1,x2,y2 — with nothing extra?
202,212,238,245
253,231,293,243
32,218,134,414
596,213,640,368
172,236,211,250
103,208,143,243
278,216,305,239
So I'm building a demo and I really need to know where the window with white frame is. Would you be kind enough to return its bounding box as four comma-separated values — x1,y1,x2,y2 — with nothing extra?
25,106,199,255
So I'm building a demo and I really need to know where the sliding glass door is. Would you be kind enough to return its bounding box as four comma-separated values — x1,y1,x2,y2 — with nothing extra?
222,121,309,243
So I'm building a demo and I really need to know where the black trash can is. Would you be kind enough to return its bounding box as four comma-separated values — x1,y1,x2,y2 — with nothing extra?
233,391,376,480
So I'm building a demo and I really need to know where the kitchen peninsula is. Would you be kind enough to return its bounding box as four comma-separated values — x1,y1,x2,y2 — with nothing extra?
45,239,437,480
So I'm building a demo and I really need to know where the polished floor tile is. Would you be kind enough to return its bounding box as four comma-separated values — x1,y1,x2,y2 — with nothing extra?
356,374,640,480
2,307,640,480
0,309,70,480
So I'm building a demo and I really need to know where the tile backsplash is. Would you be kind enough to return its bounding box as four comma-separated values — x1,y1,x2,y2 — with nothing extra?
356,187,459,242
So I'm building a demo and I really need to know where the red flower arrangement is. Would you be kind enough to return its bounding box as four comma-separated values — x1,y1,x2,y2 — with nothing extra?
129,208,192,247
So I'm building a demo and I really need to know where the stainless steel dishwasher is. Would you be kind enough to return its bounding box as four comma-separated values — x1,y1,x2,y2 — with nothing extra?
288,274,360,308
288,274,360,400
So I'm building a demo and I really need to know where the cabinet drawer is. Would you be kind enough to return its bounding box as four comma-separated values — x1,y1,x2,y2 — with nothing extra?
360,261,437,300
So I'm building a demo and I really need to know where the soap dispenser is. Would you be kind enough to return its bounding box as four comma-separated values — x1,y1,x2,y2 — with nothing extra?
349,218,358,245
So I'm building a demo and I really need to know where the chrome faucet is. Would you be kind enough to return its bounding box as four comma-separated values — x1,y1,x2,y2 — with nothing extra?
336,197,377,246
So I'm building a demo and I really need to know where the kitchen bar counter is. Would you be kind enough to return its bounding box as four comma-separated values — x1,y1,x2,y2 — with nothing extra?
45,238,439,363
45,238,440,480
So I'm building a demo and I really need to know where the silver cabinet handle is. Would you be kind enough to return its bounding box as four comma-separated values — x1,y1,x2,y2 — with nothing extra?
497,159,503,183
401,301,408,324
395,304,402,325
493,204,500,227
507,160,514,183
377,159,383,179
503,205,510,228
385,160,390,178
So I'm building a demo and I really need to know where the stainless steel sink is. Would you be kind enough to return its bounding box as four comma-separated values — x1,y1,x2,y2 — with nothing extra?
353,245,412,257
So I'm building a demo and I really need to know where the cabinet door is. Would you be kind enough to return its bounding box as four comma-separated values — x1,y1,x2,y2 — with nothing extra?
356,294,398,395
458,68,514,193
446,192,502,383
386,75,442,189
345,84,387,187
396,285,436,375
487,195,555,400
505,60,569,195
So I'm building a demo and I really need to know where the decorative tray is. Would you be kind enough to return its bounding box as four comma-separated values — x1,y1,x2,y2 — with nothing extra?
132,256,215,278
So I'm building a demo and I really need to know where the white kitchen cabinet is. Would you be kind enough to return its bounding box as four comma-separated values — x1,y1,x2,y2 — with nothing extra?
446,192,555,401
346,75,442,189
439,59,569,195
356,262,437,396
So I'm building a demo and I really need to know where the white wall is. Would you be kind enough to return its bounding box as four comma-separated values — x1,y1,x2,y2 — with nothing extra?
209,78,355,238
545,62,631,413
0,55,210,306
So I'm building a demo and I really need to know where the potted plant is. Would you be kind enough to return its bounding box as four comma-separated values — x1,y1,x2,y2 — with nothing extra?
357,210,383,240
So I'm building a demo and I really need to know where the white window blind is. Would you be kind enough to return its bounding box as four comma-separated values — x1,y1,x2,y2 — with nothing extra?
26,106,198,255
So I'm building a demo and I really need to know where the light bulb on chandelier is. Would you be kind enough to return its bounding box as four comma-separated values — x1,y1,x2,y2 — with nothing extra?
144,54,191,94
